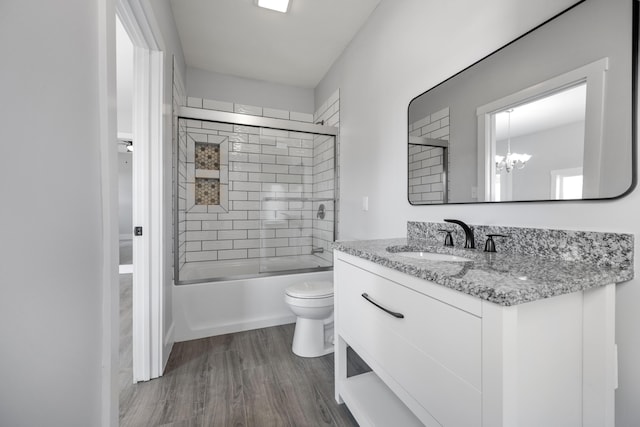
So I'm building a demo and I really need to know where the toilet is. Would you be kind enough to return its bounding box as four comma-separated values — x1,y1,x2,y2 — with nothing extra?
284,280,334,358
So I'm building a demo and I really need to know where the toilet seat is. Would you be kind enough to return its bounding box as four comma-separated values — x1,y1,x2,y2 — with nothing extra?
285,280,333,299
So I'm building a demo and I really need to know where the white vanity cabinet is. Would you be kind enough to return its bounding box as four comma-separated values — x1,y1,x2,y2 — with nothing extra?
334,251,617,427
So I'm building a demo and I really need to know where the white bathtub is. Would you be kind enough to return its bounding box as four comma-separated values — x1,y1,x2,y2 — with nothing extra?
173,259,333,342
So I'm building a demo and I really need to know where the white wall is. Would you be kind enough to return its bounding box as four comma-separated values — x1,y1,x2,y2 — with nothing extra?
497,121,584,200
116,16,134,136
187,67,315,114
316,0,640,424
118,153,133,237
151,0,187,83
0,0,104,425
116,16,134,239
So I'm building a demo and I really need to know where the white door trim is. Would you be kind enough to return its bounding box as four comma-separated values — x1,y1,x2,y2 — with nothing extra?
116,0,166,383
148,48,165,377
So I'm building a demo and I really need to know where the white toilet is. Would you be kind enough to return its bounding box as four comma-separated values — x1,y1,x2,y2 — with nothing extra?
284,280,334,358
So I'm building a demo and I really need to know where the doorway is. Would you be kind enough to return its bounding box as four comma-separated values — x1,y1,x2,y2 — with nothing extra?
115,0,167,386
115,14,135,403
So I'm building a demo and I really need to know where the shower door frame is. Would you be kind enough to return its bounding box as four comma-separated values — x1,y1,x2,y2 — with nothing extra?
175,106,339,285
179,106,339,136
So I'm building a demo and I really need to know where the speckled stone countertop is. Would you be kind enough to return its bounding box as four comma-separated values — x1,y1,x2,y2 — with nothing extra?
333,237,634,306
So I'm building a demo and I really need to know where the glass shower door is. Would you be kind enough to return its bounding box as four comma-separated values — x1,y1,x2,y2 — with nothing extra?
175,114,336,283
258,130,335,274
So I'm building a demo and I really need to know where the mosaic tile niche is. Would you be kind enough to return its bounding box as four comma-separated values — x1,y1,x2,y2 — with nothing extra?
184,128,229,212
194,142,221,205
195,178,220,205
195,142,220,170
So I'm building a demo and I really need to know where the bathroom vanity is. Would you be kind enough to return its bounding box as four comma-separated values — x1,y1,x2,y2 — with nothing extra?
333,225,633,427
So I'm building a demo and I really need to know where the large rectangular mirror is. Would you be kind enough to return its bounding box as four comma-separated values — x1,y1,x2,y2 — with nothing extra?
408,0,637,204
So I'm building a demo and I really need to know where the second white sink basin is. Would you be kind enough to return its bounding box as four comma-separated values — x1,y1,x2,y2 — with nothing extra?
395,252,472,262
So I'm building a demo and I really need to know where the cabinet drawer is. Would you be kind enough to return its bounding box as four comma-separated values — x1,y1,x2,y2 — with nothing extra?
336,259,482,426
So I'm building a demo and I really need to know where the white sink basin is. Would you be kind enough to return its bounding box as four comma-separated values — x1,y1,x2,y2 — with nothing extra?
395,252,472,262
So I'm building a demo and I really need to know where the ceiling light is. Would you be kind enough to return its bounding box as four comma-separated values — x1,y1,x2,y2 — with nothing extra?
118,139,133,152
495,109,531,173
256,0,290,13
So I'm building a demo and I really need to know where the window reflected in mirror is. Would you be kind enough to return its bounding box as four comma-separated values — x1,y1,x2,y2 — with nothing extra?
490,83,586,201
476,57,609,202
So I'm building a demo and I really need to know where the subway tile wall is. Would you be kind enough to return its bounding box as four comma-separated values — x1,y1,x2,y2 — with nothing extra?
175,92,339,271
313,89,339,265
408,107,449,204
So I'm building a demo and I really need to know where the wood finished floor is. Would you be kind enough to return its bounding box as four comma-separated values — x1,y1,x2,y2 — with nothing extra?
119,273,369,426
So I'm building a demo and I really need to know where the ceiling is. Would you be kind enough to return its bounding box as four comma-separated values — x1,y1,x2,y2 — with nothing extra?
495,84,586,140
169,0,382,88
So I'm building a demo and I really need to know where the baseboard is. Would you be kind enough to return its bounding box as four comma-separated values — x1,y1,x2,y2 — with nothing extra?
174,314,296,343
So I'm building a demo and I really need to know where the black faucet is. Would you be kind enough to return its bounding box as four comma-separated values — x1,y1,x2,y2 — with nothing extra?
444,219,475,249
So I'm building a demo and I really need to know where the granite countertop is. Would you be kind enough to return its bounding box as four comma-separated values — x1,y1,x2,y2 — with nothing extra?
333,238,634,306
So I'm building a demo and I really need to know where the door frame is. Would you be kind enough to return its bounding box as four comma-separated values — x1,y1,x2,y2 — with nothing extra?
100,0,169,420
99,1,167,422
115,0,166,383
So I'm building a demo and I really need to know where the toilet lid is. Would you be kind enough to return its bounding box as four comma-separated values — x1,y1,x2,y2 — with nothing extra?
285,281,334,299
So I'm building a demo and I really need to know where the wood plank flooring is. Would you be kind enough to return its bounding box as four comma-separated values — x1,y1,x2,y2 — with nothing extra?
119,273,369,426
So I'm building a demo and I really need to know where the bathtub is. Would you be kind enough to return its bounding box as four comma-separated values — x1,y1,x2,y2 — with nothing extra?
173,256,333,342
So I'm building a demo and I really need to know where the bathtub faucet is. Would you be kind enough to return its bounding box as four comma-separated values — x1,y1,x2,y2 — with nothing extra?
312,247,324,254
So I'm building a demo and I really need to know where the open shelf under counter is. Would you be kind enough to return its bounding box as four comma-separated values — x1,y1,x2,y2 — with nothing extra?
339,372,423,427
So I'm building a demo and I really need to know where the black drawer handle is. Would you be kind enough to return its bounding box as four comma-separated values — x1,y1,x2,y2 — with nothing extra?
361,293,405,319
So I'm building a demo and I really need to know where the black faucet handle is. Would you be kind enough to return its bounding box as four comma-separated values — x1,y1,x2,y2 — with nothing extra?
484,234,508,253
438,229,454,247
443,219,475,249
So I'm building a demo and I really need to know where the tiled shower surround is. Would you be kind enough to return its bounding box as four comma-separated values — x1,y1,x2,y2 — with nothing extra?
408,107,450,203
175,94,339,280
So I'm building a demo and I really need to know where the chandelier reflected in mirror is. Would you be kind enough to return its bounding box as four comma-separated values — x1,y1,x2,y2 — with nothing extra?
495,109,531,173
